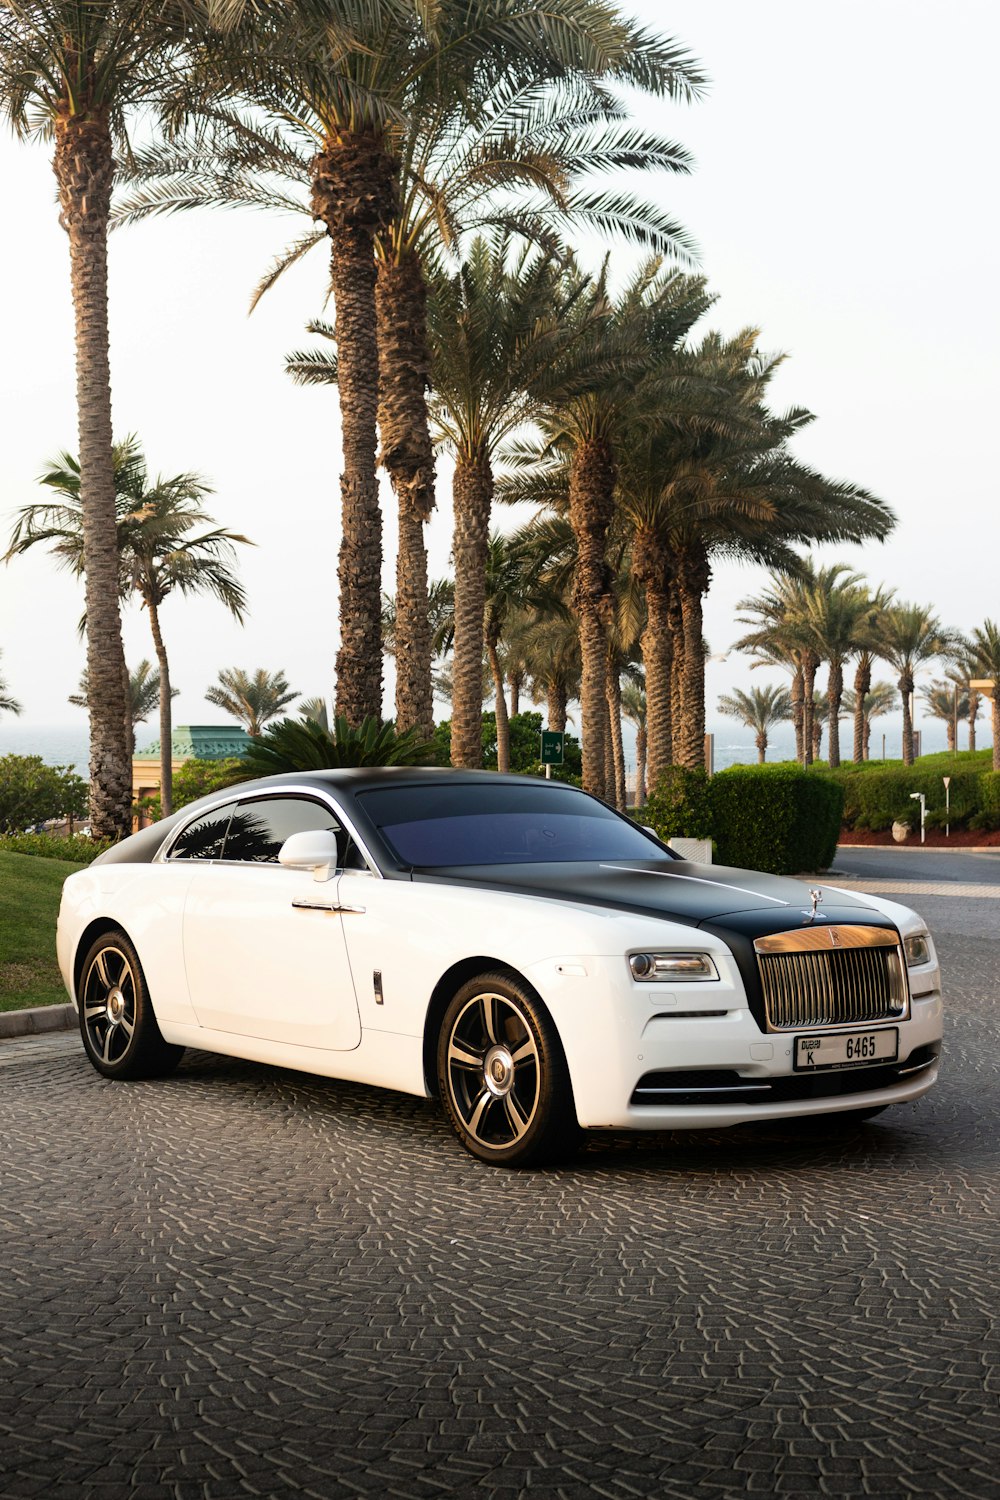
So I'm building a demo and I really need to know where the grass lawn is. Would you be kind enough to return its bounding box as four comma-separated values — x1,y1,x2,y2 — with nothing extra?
0,851,85,1012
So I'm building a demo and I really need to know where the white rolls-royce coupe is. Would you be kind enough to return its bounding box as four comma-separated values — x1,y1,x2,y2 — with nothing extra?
57,770,942,1166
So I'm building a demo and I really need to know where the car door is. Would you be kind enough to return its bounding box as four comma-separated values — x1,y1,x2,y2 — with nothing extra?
179,793,363,1051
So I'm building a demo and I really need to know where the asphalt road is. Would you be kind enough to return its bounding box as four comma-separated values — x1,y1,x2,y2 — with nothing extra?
1,848,998,1500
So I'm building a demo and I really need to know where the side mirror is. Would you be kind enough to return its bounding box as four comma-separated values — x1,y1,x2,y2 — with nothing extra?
278,829,341,882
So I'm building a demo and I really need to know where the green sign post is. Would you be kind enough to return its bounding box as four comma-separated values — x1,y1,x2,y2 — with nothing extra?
540,730,565,776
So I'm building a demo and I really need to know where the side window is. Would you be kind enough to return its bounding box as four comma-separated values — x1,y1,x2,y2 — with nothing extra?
221,796,344,865
170,802,237,861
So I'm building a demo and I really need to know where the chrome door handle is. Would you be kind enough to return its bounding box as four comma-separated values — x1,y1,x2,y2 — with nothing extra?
292,900,366,914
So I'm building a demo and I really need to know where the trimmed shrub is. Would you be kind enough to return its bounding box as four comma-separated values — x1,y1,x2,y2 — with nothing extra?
0,832,110,864
710,765,843,875
0,755,89,834
971,771,1000,831
643,766,714,841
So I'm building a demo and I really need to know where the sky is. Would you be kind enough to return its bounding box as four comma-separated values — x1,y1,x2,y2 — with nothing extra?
0,0,997,759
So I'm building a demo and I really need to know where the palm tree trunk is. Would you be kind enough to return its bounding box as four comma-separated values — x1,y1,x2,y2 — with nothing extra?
486,635,510,773
451,453,492,768
568,436,616,797
757,732,767,764
146,597,173,817
812,715,823,762
606,661,626,811
900,672,915,765
376,251,435,737
509,672,522,720
53,110,131,840
677,548,710,770
636,532,672,792
802,654,818,766
547,681,568,735
312,134,396,726
791,665,804,763
969,692,979,752
827,659,844,769
992,692,1000,773
635,725,647,808
668,590,685,754
603,704,615,800
852,657,871,763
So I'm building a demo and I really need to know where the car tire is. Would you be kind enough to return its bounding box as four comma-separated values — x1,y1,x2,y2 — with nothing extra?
78,928,184,1080
437,971,578,1168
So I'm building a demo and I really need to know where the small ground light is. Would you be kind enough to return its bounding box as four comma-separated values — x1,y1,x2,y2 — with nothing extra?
910,792,927,845
943,775,951,838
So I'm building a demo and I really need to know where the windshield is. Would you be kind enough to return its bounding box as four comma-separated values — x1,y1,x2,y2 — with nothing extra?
358,782,672,868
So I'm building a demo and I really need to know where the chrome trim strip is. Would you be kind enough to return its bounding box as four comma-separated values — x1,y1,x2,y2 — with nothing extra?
158,784,384,878
600,865,788,905
754,926,899,954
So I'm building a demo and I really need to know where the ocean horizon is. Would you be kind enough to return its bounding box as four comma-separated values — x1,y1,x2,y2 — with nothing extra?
0,715,956,779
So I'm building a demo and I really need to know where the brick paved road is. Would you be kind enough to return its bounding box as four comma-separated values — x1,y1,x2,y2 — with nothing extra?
1,853,998,1500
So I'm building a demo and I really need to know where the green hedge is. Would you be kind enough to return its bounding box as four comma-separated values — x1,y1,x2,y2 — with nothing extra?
0,833,111,864
833,766,981,832
711,766,843,874
644,764,843,874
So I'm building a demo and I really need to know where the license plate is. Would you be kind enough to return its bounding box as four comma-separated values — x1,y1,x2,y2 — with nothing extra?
794,1028,898,1071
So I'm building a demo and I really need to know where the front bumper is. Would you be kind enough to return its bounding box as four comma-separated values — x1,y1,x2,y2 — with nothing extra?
530,953,943,1130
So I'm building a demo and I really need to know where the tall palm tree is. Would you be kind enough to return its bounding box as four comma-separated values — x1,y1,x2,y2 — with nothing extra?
70,660,175,755
7,440,251,815
206,667,299,738
521,612,580,737
878,603,949,766
718,683,793,764
967,620,1000,771
0,651,22,716
0,0,186,836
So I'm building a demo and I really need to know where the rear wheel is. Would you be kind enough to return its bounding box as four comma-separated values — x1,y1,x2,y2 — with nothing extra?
437,972,577,1167
78,929,184,1080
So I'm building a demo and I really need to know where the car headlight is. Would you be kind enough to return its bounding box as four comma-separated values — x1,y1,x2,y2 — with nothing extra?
628,952,719,982
904,932,933,968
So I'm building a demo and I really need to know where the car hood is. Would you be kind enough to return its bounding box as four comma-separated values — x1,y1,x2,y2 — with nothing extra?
414,858,885,929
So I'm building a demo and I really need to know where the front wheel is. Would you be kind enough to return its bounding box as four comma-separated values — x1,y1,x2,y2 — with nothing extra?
437,972,577,1167
78,929,184,1080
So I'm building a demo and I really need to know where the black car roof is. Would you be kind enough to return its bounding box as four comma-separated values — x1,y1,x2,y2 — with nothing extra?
93,767,583,866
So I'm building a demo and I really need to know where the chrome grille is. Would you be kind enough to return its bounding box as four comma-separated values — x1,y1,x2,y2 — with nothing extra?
754,927,909,1031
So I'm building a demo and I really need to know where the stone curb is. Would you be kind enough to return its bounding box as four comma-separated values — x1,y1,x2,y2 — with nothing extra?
838,845,1000,854
0,1004,75,1040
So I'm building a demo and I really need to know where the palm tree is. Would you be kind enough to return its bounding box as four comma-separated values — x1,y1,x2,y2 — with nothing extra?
0,0,189,837
920,679,968,754
521,612,580,738
878,603,950,766
795,566,872,769
947,641,984,752
426,239,576,767
298,697,331,734
847,586,894,764
0,651,22,716
70,660,175,755
621,679,647,806
843,682,897,760
718,684,793,764
7,440,251,815
967,620,1000,771
206,668,299,738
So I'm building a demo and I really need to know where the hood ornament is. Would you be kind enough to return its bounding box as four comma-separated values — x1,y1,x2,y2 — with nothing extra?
802,888,826,923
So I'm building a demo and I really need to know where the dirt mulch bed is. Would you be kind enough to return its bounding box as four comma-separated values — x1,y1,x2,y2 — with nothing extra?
838,827,1000,848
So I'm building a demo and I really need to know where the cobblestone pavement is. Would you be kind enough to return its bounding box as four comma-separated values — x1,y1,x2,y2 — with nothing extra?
1,853,998,1499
